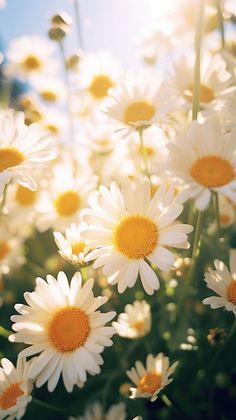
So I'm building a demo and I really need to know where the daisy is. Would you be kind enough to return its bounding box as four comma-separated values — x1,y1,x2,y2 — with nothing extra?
31,77,66,103
103,70,176,138
5,35,57,81
54,222,91,266
167,119,236,210
9,272,116,392
77,52,122,104
0,357,33,420
81,178,193,295
69,401,126,420
0,109,56,191
36,162,97,231
126,353,178,402
203,251,236,315
169,53,233,112
112,300,151,339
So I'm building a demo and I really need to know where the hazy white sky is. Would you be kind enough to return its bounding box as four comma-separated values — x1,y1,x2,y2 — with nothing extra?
0,0,164,68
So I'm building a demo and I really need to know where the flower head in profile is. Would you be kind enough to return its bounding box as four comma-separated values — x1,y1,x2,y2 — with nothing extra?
81,178,193,295
0,109,56,192
54,222,91,266
203,251,236,315
103,70,176,138
69,401,126,420
126,353,178,402
112,300,151,339
0,357,33,419
167,119,236,210
9,272,116,392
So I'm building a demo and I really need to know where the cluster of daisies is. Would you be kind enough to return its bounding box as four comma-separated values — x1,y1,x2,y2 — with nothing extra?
0,0,236,418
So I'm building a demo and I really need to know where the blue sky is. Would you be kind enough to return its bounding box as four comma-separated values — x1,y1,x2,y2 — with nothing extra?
0,0,158,68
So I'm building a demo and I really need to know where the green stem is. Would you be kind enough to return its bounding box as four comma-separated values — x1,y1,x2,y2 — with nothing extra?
213,191,221,234
32,397,69,415
0,181,10,215
74,0,84,49
59,41,75,146
192,0,205,120
0,325,11,338
138,127,150,179
160,393,174,408
191,210,204,260
216,0,225,49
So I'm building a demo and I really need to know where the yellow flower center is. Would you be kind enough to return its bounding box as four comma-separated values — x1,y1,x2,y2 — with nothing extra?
0,242,11,260
113,215,158,259
0,383,24,409
15,185,37,206
131,320,145,332
184,84,215,103
23,55,41,71
44,124,60,134
48,307,90,352
226,281,236,305
54,191,80,217
40,90,57,102
71,241,85,255
89,75,114,99
138,371,162,394
124,101,155,125
0,148,25,172
190,156,234,188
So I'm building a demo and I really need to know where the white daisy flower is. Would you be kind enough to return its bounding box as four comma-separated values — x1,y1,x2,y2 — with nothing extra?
126,353,178,402
54,222,91,266
77,52,122,105
169,53,233,112
203,251,236,315
36,162,97,231
31,76,66,103
0,109,56,191
167,119,236,210
112,300,151,339
103,70,176,138
5,35,57,81
9,272,116,392
69,401,126,420
81,178,193,295
0,357,33,420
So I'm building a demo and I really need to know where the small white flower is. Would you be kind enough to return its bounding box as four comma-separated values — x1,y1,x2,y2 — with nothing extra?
169,53,233,112
9,272,116,392
0,109,56,192
203,251,236,315
167,119,236,210
112,300,151,339
81,177,193,295
54,222,91,266
103,70,176,138
36,162,97,231
5,35,57,81
126,353,178,402
0,358,33,420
